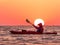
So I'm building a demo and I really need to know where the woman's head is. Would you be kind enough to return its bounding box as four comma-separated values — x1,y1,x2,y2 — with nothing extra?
38,23,43,27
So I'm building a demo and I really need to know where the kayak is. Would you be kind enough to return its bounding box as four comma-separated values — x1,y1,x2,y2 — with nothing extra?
10,30,57,34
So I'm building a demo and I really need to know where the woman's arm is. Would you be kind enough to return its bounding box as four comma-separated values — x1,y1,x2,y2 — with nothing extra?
30,23,38,29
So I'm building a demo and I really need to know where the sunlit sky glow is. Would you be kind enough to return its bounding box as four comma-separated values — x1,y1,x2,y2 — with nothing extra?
34,19,44,26
0,0,60,25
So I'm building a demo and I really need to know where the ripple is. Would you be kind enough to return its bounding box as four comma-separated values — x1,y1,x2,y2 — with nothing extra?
0,26,60,45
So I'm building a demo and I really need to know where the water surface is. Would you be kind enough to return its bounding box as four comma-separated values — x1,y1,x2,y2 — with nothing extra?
0,26,60,45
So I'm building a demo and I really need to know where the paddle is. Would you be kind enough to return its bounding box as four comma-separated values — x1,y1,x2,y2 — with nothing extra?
26,19,37,28
26,19,33,25
26,19,30,23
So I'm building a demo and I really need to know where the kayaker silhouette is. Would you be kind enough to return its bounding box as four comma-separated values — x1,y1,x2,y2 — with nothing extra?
26,19,44,33
10,19,57,34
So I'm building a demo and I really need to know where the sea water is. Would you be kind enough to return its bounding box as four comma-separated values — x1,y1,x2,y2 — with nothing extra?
0,25,60,45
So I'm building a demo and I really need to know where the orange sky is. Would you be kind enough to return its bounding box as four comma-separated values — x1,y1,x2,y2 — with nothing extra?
0,0,60,25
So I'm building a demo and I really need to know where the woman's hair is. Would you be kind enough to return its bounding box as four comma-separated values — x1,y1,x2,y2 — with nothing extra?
38,23,43,27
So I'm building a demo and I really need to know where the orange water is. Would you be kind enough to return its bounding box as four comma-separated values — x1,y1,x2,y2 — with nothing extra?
0,26,60,45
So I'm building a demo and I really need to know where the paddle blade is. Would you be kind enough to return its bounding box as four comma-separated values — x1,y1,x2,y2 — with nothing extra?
26,19,30,23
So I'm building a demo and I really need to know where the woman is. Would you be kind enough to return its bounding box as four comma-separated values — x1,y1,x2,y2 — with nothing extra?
32,23,44,33
26,19,44,33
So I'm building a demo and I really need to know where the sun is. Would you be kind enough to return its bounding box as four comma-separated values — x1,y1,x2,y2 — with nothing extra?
34,19,44,26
